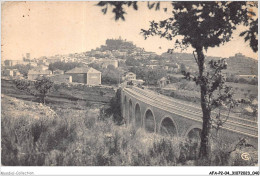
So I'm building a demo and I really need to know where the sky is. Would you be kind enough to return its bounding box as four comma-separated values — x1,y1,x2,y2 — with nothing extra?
1,1,258,60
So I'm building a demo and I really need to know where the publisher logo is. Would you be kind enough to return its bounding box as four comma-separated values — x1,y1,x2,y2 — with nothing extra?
241,152,250,160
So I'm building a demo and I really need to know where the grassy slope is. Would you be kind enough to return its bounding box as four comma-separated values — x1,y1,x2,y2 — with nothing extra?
1,79,116,109
1,94,257,166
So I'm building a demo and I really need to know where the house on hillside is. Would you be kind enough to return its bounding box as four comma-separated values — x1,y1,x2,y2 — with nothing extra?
53,69,64,75
4,60,13,67
158,77,170,88
163,66,169,70
146,65,160,69
2,69,14,76
36,65,49,71
123,72,136,81
47,57,62,64
28,69,52,80
95,59,119,68
65,67,101,85
29,62,38,67
102,59,119,68
12,69,21,76
132,79,144,86
38,58,48,65
3,60,29,66
2,69,21,77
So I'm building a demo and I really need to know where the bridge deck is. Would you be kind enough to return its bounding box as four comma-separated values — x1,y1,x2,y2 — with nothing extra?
124,86,258,139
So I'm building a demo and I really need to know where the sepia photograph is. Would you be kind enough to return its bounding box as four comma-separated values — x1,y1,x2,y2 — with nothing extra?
1,1,258,174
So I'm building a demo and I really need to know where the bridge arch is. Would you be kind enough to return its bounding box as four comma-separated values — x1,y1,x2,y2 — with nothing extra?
184,125,202,160
129,99,133,123
135,103,142,128
159,116,178,137
184,125,202,143
144,108,156,133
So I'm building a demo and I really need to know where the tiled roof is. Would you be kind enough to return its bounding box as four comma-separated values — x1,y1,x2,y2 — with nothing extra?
66,67,101,74
28,69,52,75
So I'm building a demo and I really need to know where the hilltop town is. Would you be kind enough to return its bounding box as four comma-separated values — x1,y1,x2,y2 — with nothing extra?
2,37,257,122
1,37,258,87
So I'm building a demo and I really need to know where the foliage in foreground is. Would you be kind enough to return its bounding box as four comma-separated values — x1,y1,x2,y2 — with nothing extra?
1,103,257,166
48,61,81,73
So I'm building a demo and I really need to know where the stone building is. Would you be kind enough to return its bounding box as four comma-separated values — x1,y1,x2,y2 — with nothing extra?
28,69,52,80
123,72,136,81
65,67,101,85
3,69,14,76
102,59,119,68
49,74,72,83
157,77,170,88
12,69,21,76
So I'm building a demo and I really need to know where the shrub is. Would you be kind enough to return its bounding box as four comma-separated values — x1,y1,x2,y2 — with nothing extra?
15,77,53,104
2,96,257,166
1,114,77,165
149,139,178,165
105,89,123,124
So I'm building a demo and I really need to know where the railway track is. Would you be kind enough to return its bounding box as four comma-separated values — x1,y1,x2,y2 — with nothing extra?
132,87,257,126
123,87,258,138
133,87,258,126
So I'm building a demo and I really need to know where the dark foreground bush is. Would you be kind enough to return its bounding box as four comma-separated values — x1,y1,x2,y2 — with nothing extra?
105,88,123,124
1,114,77,166
1,104,258,166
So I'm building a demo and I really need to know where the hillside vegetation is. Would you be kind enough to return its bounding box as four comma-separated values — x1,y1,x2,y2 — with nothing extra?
162,52,258,76
1,94,257,166
1,79,116,108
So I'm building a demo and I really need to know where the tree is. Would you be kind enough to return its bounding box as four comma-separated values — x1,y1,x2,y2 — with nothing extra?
88,63,101,70
180,63,187,73
48,61,81,73
98,1,258,161
107,64,116,70
147,69,167,86
125,57,141,66
15,76,53,104
105,89,123,124
34,77,54,104
7,64,32,77
97,1,257,52
101,67,122,85
129,67,167,86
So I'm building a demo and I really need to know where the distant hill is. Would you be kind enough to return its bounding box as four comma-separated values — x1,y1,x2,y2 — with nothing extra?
105,38,136,51
99,37,141,53
161,52,197,70
87,38,157,60
225,53,258,75
161,52,257,76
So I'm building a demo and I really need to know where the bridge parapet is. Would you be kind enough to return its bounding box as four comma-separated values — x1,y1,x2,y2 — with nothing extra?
121,86,258,147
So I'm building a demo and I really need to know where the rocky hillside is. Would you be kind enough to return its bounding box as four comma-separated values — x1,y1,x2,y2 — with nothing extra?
1,94,58,119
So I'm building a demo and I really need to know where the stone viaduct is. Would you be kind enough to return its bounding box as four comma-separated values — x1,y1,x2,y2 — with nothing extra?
121,86,258,146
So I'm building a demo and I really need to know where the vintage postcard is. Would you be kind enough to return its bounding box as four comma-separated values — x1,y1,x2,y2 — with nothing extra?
1,1,258,175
